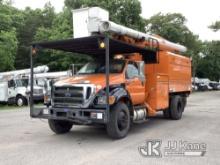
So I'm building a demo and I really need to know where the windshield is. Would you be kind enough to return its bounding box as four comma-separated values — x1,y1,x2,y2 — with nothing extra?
77,60,125,75
15,79,29,87
35,78,46,87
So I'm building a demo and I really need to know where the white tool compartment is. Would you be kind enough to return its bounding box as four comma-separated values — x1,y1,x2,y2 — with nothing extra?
0,81,8,102
72,7,109,38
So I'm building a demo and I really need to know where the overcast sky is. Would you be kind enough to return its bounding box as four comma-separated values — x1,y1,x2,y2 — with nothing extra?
12,0,220,41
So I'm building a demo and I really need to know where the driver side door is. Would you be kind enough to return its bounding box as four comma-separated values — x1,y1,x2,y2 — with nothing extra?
125,62,145,105
8,80,17,99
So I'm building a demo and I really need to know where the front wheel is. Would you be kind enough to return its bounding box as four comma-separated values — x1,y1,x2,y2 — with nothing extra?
48,119,73,134
106,102,131,139
16,96,27,106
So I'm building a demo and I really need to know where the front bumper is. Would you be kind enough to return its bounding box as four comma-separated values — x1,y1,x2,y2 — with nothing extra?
33,94,44,101
32,106,107,124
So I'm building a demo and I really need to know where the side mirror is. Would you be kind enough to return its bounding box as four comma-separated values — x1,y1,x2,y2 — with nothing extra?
70,64,84,76
70,64,77,76
8,80,15,88
136,61,145,82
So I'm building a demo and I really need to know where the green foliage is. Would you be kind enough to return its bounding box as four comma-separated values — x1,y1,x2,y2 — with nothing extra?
15,3,56,69
197,41,220,81
0,30,18,71
209,21,220,32
34,9,89,71
34,9,72,41
145,13,187,40
0,3,20,71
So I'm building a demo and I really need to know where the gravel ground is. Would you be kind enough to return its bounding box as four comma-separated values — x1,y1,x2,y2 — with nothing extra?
0,91,220,165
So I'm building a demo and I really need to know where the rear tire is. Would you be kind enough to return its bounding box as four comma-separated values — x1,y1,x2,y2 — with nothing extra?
170,95,184,120
182,97,187,111
48,119,73,134
163,108,171,119
106,102,130,139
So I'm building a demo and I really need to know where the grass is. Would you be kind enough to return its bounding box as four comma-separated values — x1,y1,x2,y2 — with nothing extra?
0,101,44,111
0,104,28,111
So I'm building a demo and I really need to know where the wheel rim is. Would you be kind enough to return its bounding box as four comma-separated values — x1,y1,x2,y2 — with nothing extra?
17,98,23,106
117,110,128,131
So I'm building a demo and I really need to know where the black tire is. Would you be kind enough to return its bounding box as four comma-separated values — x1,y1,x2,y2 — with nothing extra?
106,102,130,139
170,96,184,120
163,108,171,119
16,95,27,106
182,97,187,111
48,119,73,134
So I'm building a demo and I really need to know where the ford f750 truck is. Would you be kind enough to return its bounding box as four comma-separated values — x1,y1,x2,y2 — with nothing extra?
30,7,191,139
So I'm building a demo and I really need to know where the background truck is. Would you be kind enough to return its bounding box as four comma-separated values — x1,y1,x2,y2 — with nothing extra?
33,71,71,106
30,7,191,139
0,65,48,106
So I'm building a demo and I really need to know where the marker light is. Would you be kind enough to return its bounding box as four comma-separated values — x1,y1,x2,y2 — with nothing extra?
32,48,37,55
99,42,105,48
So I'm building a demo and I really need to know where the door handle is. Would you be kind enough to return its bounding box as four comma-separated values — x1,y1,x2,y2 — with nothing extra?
126,79,135,85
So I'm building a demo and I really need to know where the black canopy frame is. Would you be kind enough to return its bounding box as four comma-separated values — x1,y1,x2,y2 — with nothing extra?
30,35,157,123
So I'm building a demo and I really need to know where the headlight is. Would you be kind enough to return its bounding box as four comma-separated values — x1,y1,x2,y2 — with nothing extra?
33,89,43,94
97,96,106,105
97,95,116,105
25,89,30,95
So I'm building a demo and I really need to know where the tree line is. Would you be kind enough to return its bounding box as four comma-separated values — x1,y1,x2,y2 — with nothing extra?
0,0,219,80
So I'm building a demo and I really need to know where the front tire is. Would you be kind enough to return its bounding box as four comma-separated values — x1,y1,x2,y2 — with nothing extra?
16,96,26,106
106,102,130,139
48,119,73,134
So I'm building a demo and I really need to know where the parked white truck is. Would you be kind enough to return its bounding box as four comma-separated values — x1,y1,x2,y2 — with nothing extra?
34,71,71,106
0,66,49,106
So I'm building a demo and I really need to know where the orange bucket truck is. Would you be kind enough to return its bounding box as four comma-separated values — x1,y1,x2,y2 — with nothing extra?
30,7,191,139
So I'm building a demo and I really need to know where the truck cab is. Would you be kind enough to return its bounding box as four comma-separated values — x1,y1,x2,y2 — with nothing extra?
0,77,44,106
51,58,145,109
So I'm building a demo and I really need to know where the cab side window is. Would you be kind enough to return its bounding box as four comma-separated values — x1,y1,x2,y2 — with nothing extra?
126,63,139,79
8,80,15,88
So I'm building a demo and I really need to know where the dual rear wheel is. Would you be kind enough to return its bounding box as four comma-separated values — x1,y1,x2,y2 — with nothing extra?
163,95,186,120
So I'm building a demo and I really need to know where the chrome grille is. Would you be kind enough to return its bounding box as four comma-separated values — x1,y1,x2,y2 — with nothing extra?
52,85,93,107
33,88,43,94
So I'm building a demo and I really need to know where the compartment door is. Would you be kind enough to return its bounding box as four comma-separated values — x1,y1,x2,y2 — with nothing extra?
156,75,169,110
